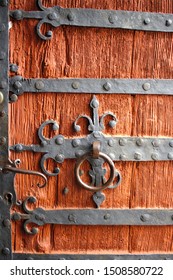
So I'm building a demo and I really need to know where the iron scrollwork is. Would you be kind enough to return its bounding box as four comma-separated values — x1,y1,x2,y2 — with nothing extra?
10,0,173,41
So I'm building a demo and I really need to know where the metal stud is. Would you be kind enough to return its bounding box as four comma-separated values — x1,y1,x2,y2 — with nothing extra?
152,140,160,147
67,13,74,21
151,153,159,160
134,153,142,160
104,213,111,220
68,214,76,223
142,82,151,91
166,19,172,27
0,91,4,104
168,153,173,160
143,18,150,25
0,111,5,117
103,82,111,91
136,138,143,146
140,214,150,222
35,81,44,90
119,154,126,160
46,31,53,38
14,81,22,90
55,154,64,163
10,94,18,102
15,144,23,152
169,141,173,148
72,139,81,147
119,138,126,146
3,219,11,228
0,0,8,7
2,248,10,256
72,82,79,89
0,137,6,145
108,15,114,24
55,136,64,145
108,139,114,147
48,12,58,21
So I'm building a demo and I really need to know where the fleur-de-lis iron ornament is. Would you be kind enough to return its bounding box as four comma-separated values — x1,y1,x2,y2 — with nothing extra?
74,95,117,133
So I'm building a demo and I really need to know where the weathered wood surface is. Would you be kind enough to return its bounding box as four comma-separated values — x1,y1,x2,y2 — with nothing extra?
9,0,173,254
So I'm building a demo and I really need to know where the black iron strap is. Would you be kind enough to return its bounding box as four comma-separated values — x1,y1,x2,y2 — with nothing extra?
9,76,173,100
10,0,173,40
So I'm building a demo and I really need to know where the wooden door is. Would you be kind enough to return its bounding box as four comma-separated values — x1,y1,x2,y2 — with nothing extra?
8,0,173,259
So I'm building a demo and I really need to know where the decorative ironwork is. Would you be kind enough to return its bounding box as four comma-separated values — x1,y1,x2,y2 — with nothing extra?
9,76,173,100
0,1,12,260
10,0,173,40
12,196,173,235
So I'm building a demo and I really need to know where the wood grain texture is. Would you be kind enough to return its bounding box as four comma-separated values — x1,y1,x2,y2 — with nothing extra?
9,0,173,254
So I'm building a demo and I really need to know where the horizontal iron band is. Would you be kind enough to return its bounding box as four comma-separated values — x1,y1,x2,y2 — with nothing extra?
10,137,173,162
12,209,173,226
10,8,173,33
13,253,173,260
9,77,173,96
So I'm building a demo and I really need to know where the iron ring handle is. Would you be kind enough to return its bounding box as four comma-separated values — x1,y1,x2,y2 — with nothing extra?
75,152,116,192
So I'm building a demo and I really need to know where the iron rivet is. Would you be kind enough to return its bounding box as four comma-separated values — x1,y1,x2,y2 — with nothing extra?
55,136,64,145
54,167,60,174
140,214,150,222
72,139,81,147
74,125,81,132
46,31,53,38
0,51,5,60
152,140,160,147
63,187,69,195
48,12,58,21
119,138,126,146
134,153,142,160
0,111,5,117
109,153,115,160
103,82,111,91
12,213,21,221
0,91,4,104
14,81,22,90
41,141,47,147
166,19,172,26
53,123,59,131
12,10,23,20
67,13,74,21
72,82,79,89
142,82,151,91
169,141,173,148
68,214,76,222
35,214,45,222
15,144,23,152
119,154,126,160
0,24,5,32
0,137,6,145
10,64,18,73
104,213,111,220
55,154,64,163
75,150,83,158
109,120,116,128
0,0,8,7
10,94,18,102
35,81,44,90
108,139,114,147
168,153,173,160
151,153,159,160
0,80,7,89
3,219,11,227
2,248,10,256
108,15,114,24
93,132,101,138
143,18,150,25
136,138,143,146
